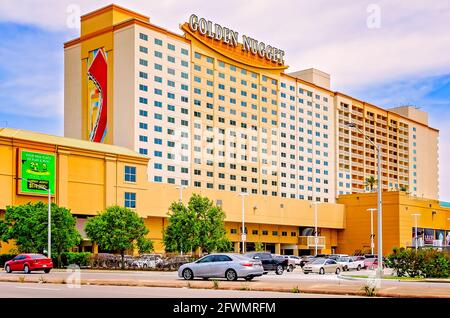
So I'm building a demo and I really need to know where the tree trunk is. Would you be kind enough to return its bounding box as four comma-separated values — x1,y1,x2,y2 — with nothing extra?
57,253,62,269
120,250,125,270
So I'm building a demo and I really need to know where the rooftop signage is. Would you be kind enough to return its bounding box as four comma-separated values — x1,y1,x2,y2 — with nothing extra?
188,14,285,65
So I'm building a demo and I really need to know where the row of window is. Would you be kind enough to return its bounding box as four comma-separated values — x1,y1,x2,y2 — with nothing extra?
139,33,189,57
230,229,297,237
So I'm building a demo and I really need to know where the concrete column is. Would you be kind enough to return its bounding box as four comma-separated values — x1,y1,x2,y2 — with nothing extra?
275,243,281,255
234,242,240,253
293,247,299,256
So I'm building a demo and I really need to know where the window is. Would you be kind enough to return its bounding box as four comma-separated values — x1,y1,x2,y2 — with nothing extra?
154,38,163,46
124,192,136,208
139,33,148,41
181,48,189,55
124,166,136,182
139,46,148,54
167,43,175,51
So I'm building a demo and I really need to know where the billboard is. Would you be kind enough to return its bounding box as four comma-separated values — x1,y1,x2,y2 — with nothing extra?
18,149,56,195
87,48,108,143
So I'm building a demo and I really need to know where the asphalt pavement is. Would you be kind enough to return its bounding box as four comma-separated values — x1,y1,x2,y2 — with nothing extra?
0,282,354,298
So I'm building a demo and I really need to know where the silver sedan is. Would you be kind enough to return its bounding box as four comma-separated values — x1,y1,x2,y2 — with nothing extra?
178,253,264,281
302,258,343,275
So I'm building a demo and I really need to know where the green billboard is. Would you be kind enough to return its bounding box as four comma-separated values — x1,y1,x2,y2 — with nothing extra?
19,150,56,195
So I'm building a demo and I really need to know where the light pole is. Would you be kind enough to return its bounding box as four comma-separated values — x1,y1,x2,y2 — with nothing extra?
367,208,377,255
346,122,383,278
175,185,186,255
411,214,420,251
312,202,319,256
175,185,186,203
19,178,52,258
238,192,249,254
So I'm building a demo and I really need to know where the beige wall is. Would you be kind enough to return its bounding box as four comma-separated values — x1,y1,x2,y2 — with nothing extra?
64,44,82,140
113,25,136,151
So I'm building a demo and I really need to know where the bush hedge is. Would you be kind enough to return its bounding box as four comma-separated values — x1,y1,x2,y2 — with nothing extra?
58,252,93,268
387,247,449,278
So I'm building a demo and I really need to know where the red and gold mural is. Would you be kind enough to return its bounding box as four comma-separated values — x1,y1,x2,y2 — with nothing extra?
87,48,108,143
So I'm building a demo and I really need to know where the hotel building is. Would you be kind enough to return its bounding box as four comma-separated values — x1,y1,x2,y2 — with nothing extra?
64,4,439,203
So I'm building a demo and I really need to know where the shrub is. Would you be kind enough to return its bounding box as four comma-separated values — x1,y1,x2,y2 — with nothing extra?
53,252,93,268
387,247,449,278
0,254,17,267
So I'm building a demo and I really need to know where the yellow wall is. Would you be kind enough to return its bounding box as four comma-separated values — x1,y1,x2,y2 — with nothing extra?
337,192,450,255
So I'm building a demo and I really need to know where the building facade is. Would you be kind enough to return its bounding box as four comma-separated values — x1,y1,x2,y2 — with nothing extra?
64,4,439,203
0,128,344,255
1,128,448,256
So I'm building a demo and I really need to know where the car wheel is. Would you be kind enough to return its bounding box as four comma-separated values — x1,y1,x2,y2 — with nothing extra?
24,265,30,274
5,265,11,273
335,267,341,275
44,269,51,274
357,265,361,271
275,265,284,275
225,269,238,281
319,268,325,275
182,268,193,280
245,276,254,281
143,264,148,269
287,264,294,272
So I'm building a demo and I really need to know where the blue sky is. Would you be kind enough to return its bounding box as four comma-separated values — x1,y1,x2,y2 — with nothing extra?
1,0,449,199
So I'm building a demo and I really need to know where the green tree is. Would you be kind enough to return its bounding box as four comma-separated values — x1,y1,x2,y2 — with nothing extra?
254,242,264,252
163,194,232,254
163,201,198,254
365,176,377,191
1,202,81,267
85,206,152,269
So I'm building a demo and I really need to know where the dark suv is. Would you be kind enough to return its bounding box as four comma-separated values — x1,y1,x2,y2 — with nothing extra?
244,252,288,275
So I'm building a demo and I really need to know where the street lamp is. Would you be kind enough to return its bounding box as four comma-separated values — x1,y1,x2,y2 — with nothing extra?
175,185,187,203
346,121,383,278
19,178,52,258
411,214,421,251
238,192,249,254
367,208,377,255
311,202,319,256
175,185,187,255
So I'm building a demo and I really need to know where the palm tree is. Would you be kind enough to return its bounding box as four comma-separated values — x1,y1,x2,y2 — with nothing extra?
365,176,377,192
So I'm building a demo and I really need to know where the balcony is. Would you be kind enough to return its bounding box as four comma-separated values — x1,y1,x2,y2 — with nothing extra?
298,236,326,249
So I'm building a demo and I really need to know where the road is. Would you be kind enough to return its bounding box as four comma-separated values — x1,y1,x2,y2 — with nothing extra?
0,268,448,297
0,282,353,298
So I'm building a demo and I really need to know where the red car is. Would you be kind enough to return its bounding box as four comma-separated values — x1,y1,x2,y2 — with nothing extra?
364,257,385,270
4,254,53,274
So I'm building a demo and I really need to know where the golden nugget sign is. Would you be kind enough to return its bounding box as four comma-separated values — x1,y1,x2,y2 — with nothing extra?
189,14,285,65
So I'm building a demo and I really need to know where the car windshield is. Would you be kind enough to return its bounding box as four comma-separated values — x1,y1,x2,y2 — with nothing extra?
311,259,325,264
338,257,350,262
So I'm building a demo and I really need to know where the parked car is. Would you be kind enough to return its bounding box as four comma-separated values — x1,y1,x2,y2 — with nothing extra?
4,254,53,274
352,255,366,262
363,257,386,270
132,254,163,269
365,258,386,270
299,255,315,268
283,255,300,271
244,252,288,275
302,258,342,275
337,256,364,271
327,254,348,260
178,253,264,281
